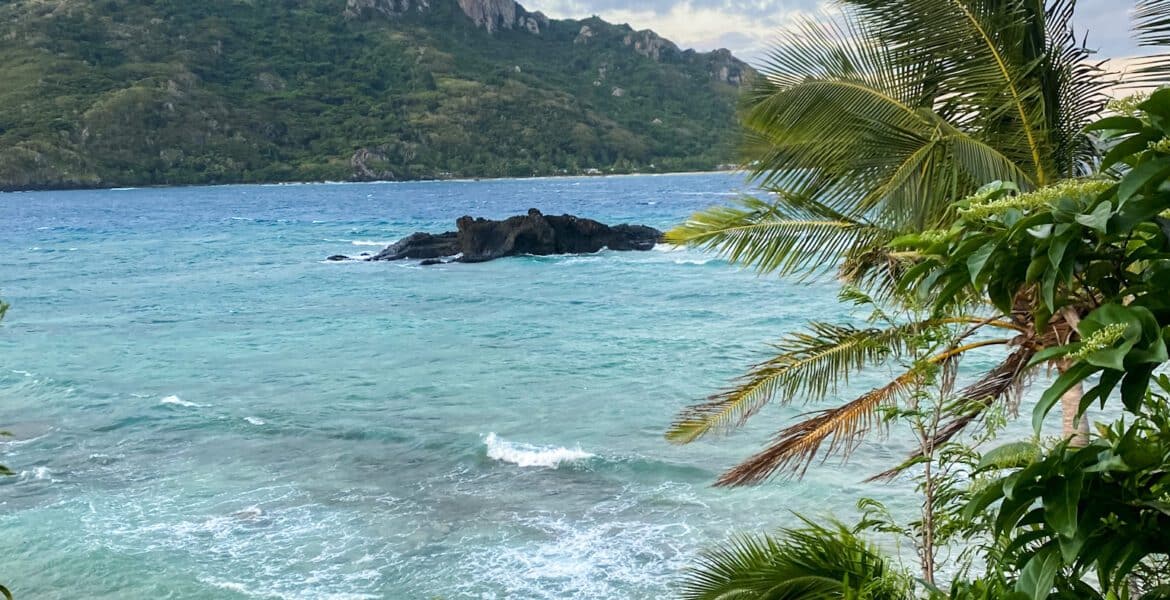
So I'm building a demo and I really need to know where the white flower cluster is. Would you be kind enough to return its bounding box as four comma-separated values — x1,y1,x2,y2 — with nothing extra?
959,179,1113,221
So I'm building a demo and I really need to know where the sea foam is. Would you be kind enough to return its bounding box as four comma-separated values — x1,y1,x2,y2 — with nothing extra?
160,395,202,408
484,433,593,468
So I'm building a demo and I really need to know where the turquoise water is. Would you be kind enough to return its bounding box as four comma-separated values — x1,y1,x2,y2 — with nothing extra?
1,173,971,598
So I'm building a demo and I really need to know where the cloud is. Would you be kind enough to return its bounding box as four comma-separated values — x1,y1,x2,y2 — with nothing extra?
522,0,1151,62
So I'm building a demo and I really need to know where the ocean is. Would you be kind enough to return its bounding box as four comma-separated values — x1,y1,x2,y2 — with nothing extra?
0,173,992,598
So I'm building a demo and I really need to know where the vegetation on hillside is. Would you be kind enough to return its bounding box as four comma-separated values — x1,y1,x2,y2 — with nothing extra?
0,0,745,190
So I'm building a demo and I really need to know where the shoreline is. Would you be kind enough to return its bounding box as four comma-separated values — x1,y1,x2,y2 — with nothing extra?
0,167,745,195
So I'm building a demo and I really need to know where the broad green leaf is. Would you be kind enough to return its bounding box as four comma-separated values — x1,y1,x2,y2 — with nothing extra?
1042,470,1084,538
1074,200,1113,232
1015,546,1060,600
1083,115,1144,132
1101,131,1160,170
1119,156,1170,203
1034,363,1098,434
966,240,997,283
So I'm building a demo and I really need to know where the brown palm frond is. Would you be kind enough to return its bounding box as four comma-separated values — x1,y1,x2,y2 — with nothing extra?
866,345,1037,482
715,370,919,486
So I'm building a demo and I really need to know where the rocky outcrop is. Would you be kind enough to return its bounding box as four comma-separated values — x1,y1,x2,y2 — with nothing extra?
350,148,396,181
574,25,595,45
349,0,549,34
704,48,748,86
623,30,679,62
343,0,430,19
369,231,460,260
358,209,662,264
456,0,547,33
344,0,750,87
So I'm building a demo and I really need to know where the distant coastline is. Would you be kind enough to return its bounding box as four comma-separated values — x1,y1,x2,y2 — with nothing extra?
0,166,744,194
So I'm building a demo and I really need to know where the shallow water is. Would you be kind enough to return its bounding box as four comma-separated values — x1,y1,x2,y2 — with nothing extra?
0,174,1016,598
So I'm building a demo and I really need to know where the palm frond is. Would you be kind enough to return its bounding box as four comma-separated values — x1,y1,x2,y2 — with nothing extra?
1133,0,1170,83
735,10,1034,269
716,369,919,486
1136,0,1170,47
679,519,910,600
845,0,1050,181
867,346,1036,481
666,321,923,444
665,196,889,278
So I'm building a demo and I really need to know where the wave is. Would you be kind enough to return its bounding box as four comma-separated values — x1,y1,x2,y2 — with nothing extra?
160,395,202,408
484,433,593,468
19,466,51,482
244,416,266,426
349,240,392,247
652,243,684,253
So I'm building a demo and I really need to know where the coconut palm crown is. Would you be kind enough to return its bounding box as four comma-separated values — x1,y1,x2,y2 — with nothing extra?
664,0,1124,486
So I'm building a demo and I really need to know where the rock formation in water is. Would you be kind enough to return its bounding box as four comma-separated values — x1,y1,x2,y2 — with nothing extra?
358,209,662,264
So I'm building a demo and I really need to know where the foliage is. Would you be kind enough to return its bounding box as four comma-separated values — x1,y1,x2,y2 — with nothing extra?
965,382,1170,599
665,0,1109,484
894,89,1170,432
678,518,913,600
0,0,743,189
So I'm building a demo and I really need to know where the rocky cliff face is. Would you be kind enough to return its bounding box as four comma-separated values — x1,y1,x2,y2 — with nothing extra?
345,0,751,86
456,0,547,33
622,29,679,62
343,0,431,19
346,0,546,34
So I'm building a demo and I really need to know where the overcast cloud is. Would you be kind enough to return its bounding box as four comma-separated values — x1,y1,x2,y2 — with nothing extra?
524,0,1145,64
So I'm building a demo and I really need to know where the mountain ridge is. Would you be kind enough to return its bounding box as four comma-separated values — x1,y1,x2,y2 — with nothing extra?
0,0,751,191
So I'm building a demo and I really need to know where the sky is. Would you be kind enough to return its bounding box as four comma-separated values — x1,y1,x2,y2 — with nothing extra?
523,0,1148,64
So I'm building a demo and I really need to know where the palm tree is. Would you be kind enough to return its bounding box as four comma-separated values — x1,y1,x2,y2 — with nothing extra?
678,519,912,600
664,0,1115,486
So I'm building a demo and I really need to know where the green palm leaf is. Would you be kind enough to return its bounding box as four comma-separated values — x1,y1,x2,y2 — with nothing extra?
679,519,910,600
665,196,888,279
666,321,922,444
1134,0,1170,82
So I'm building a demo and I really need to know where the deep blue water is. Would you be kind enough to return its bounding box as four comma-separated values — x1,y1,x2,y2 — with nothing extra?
0,174,973,598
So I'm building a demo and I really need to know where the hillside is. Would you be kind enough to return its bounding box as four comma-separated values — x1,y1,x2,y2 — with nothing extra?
0,0,751,190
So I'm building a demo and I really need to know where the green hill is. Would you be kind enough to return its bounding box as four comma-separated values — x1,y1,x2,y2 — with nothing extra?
0,0,751,190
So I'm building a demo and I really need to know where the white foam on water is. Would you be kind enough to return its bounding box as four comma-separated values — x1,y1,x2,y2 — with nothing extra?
160,395,202,408
349,240,392,247
11,370,33,377
244,416,266,426
19,466,52,482
652,243,684,253
456,504,698,599
91,488,393,599
673,258,714,265
484,433,593,468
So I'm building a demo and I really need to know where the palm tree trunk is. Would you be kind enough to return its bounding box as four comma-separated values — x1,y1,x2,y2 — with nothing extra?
1057,308,1089,447
1060,379,1089,447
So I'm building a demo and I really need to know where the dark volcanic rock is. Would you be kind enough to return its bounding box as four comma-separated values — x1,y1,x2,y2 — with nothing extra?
369,231,460,261
457,208,662,262
457,208,557,262
357,209,662,264
327,254,351,261
419,258,447,266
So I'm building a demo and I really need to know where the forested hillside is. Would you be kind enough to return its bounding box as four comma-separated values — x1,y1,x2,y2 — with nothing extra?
0,0,750,190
